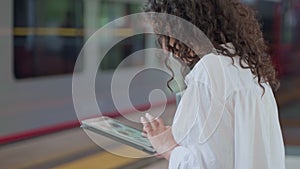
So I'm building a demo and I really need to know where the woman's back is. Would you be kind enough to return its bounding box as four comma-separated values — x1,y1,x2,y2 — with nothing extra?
171,52,285,169
224,54,285,169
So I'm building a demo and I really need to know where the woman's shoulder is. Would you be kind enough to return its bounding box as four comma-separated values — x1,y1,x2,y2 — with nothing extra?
185,52,225,85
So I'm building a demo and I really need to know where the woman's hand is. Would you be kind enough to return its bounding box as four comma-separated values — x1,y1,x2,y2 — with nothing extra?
141,113,179,160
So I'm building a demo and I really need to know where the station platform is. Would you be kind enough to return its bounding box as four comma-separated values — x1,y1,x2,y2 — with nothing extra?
1,126,300,169
1,86,300,169
1,120,300,169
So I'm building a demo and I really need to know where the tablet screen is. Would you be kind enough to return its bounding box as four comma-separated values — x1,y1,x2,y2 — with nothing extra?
82,117,152,147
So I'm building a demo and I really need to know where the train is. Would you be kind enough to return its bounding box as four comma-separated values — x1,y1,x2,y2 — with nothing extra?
0,0,299,144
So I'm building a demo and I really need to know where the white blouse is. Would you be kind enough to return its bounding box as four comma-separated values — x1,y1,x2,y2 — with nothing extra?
169,52,286,169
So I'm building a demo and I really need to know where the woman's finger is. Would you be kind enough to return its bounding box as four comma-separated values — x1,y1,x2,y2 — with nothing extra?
145,113,161,131
150,118,159,130
141,131,148,138
141,116,152,133
145,113,155,121
156,117,165,127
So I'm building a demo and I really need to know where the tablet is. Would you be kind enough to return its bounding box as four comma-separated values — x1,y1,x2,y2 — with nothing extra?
81,116,156,154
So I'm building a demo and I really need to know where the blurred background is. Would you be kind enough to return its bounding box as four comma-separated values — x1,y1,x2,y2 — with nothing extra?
0,0,299,169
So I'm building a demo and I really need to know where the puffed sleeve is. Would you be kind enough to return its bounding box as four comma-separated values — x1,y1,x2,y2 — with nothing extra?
171,80,211,145
169,54,227,169
169,80,212,169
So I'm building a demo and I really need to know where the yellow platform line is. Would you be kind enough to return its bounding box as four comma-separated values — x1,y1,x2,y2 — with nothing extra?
52,146,147,169
13,27,134,37
14,27,83,37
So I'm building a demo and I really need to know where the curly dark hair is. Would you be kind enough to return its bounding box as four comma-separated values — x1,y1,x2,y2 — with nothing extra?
143,0,280,92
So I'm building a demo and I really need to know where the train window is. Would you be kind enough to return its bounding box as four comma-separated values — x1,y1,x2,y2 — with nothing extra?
97,0,141,28
14,0,84,79
100,34,147,70
96,0,147,71
14,0,147,78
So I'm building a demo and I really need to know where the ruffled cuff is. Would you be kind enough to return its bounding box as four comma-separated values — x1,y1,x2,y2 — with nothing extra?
168,146,191,169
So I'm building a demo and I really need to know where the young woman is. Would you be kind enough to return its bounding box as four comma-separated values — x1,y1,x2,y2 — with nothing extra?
140,0,286,169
